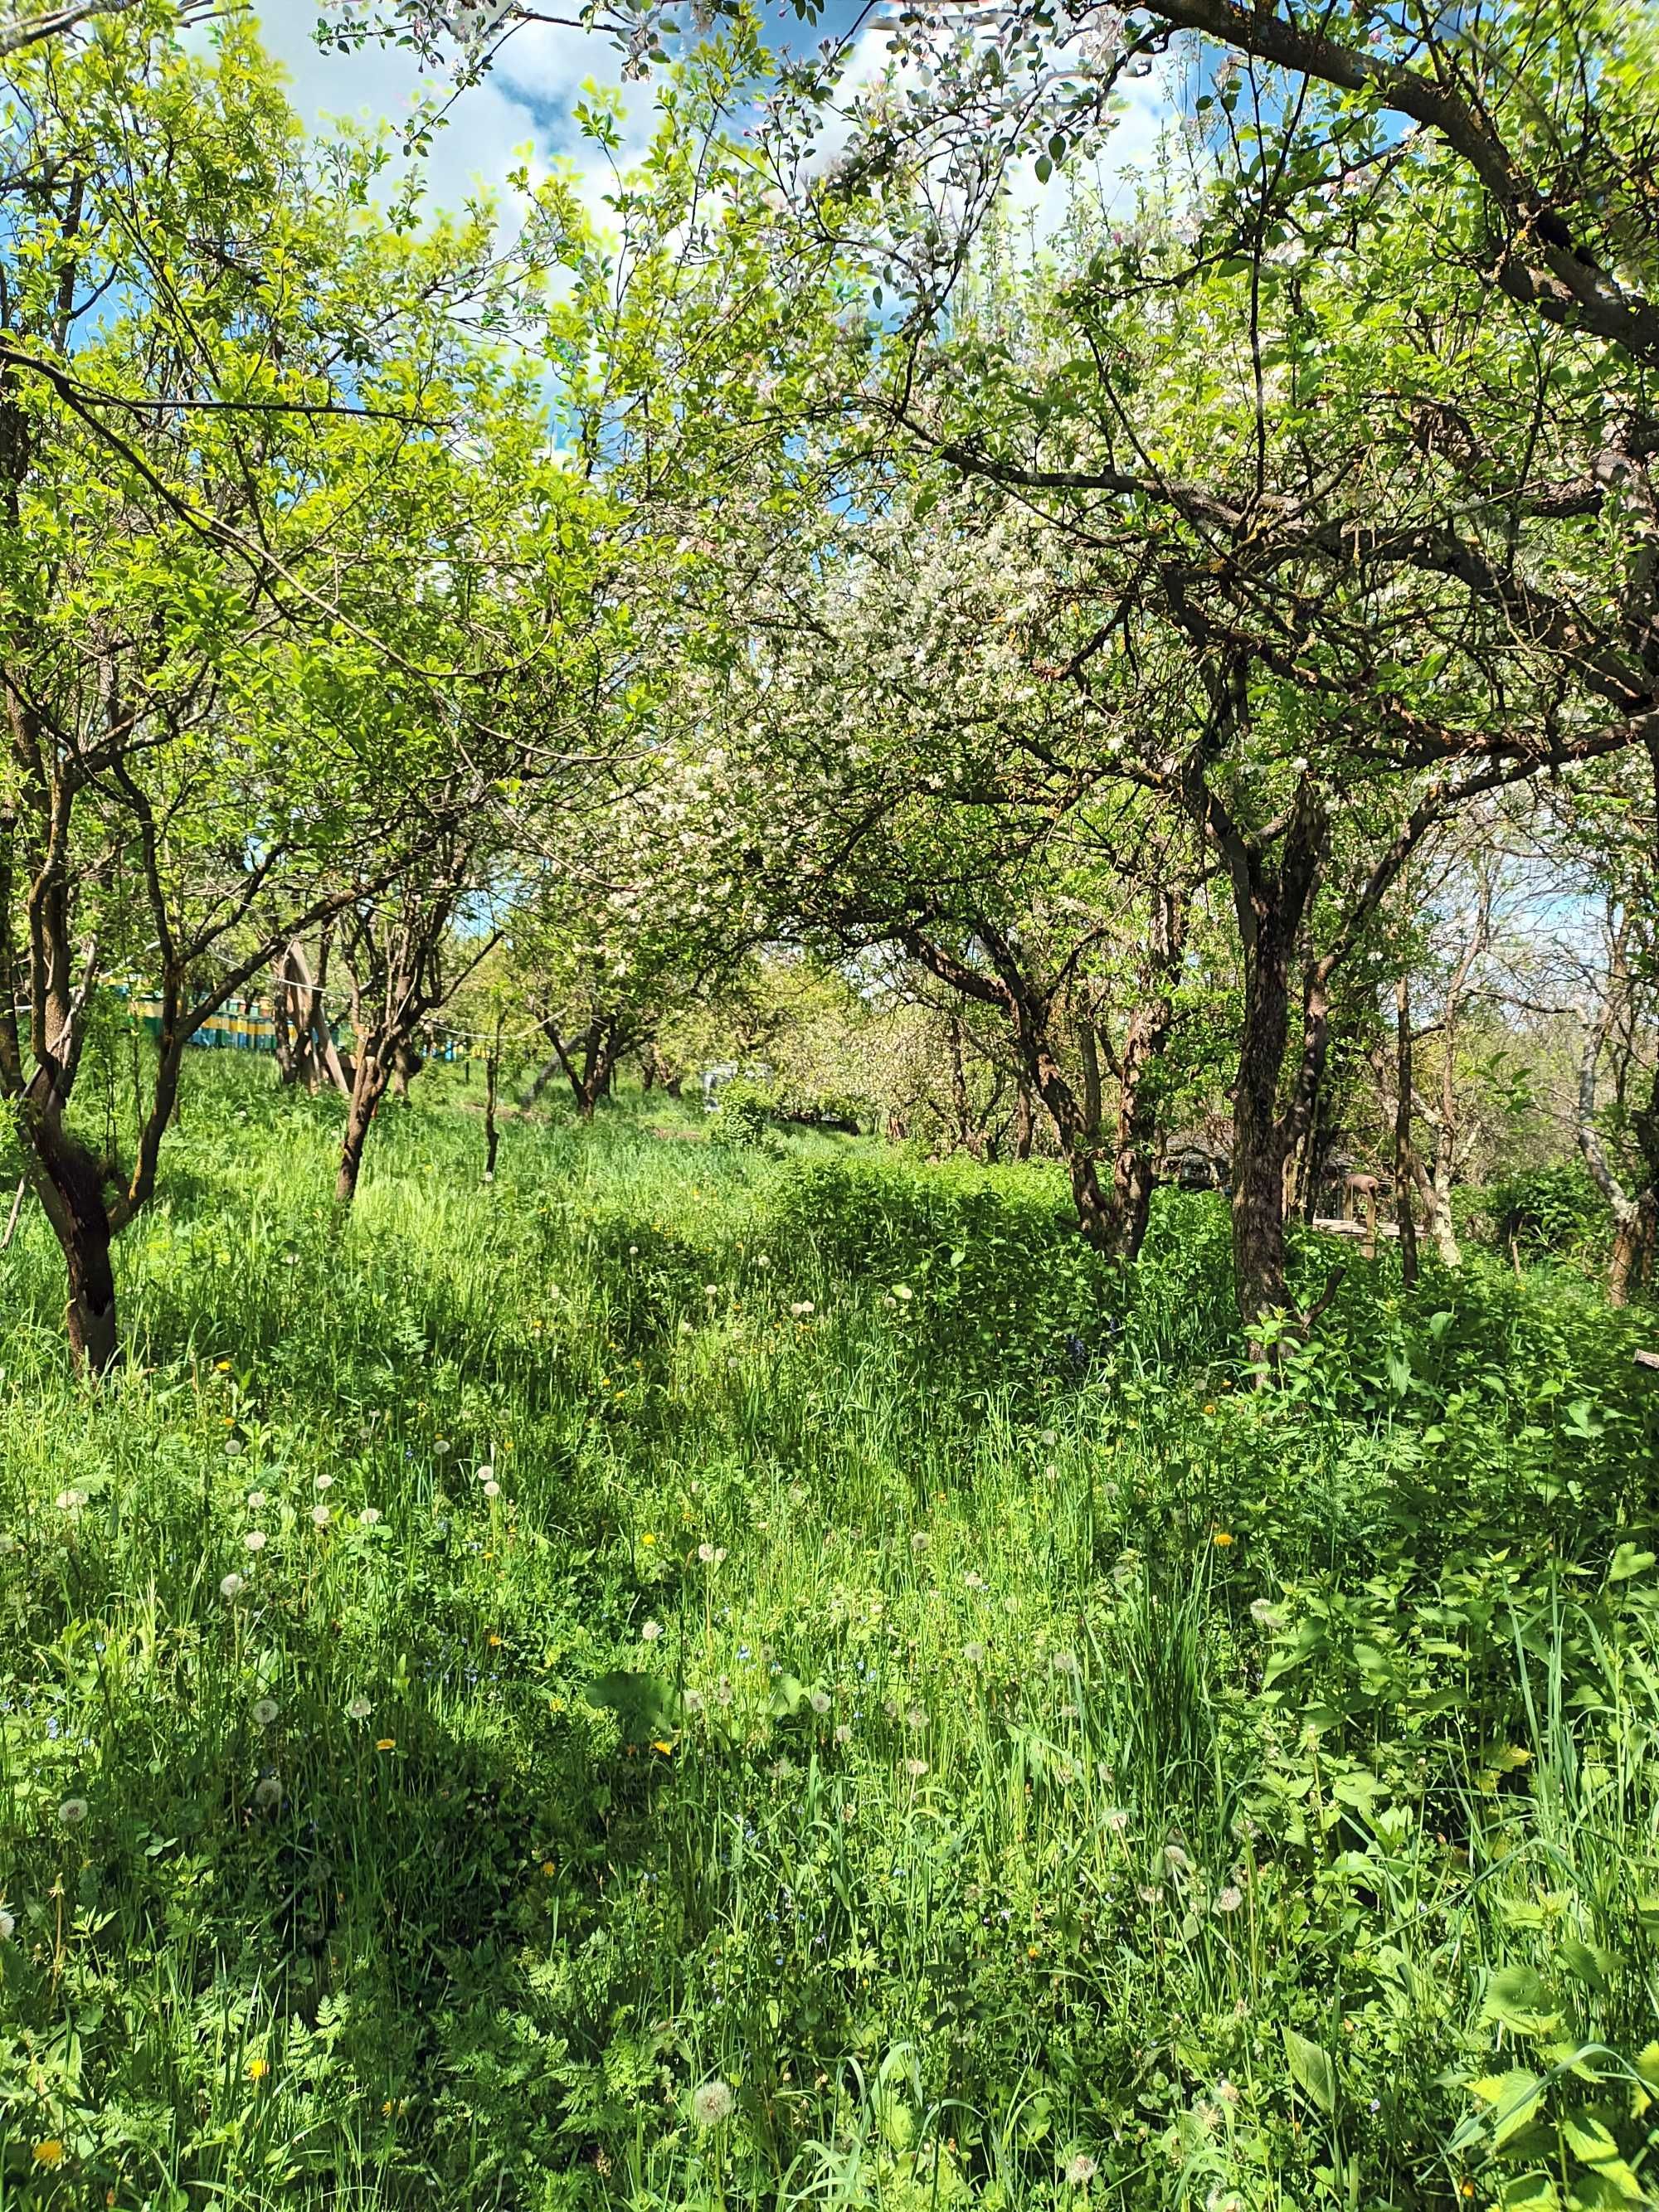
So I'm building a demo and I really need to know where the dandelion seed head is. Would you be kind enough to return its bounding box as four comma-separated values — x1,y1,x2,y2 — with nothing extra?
809,1689,831,1715
220,1571,246,1599
641,1620,663,1642
244,1530,266,1552
311,1505,330,1529
1064,2152,1097,2186
692,2078,735,2127
346,1696,372,1720
58,1796,88,1826
253,1698,279,1728
254,1777,283,1809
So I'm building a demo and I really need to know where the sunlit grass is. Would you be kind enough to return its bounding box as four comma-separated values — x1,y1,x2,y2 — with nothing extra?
0,1062,1656,2209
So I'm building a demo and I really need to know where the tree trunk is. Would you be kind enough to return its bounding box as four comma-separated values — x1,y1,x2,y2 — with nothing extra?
337,1053,392,1206
1428,1124,1462,1266
1078,1018,1103,1144
948,1018,972,1154
484,1015,501,1184
1394,976,1419,1286
389,1041,423,1101
1231,933,1295,1327
1013,1079,1034,1160
1110,988,1175,1262
22,1101,119,1372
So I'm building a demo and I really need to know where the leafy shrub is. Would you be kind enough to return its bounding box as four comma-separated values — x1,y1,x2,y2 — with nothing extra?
1484,1160,1612,1264
711,1075,776,1146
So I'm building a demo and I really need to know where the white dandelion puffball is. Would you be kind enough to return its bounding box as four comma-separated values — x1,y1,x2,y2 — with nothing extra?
0,1908,14,1940
482,1478,501,1499
220,1572,246,1599
311,1505,330,1529
246,1490,266,1511
244,1530,267,1553
56,1488,87,1512
314,1473,333,1491
640,1620,663,1643
476,1463,495,1485
254,1777,283,1810
358,1507,382,1527
346,1696,372,1721
691,2078,736,2128
253,1699,280,1728
809,1689,831,1716
58,1796,89,1826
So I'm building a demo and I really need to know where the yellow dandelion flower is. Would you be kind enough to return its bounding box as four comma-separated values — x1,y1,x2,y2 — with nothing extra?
640,1532,655,1547
33,2141,65,2167
542,1860,557,1876
376,1738,397,1752
247,2057,270,2081
1213,1531,1235,1547
652,1739,673,1756
488,1634,504,1648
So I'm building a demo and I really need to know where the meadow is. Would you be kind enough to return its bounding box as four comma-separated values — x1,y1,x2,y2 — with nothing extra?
1,1067,1657,2212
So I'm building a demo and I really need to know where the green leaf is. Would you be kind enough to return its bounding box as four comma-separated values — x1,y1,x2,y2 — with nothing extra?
1482,1964,1558,2035
1471,2069,1546,2148
1608,1543,1655,1582
1282,2027,1337,2116
584,1670,678,1743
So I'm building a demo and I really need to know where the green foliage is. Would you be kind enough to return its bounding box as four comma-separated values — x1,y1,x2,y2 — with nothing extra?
0,1066,1655,2207
1484,1164,1613,1266
711,1075,778,1147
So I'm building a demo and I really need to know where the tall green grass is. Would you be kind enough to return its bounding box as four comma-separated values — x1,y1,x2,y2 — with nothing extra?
0,1064,1656,2210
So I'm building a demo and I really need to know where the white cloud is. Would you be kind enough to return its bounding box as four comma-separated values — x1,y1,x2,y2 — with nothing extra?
241,6,650,227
